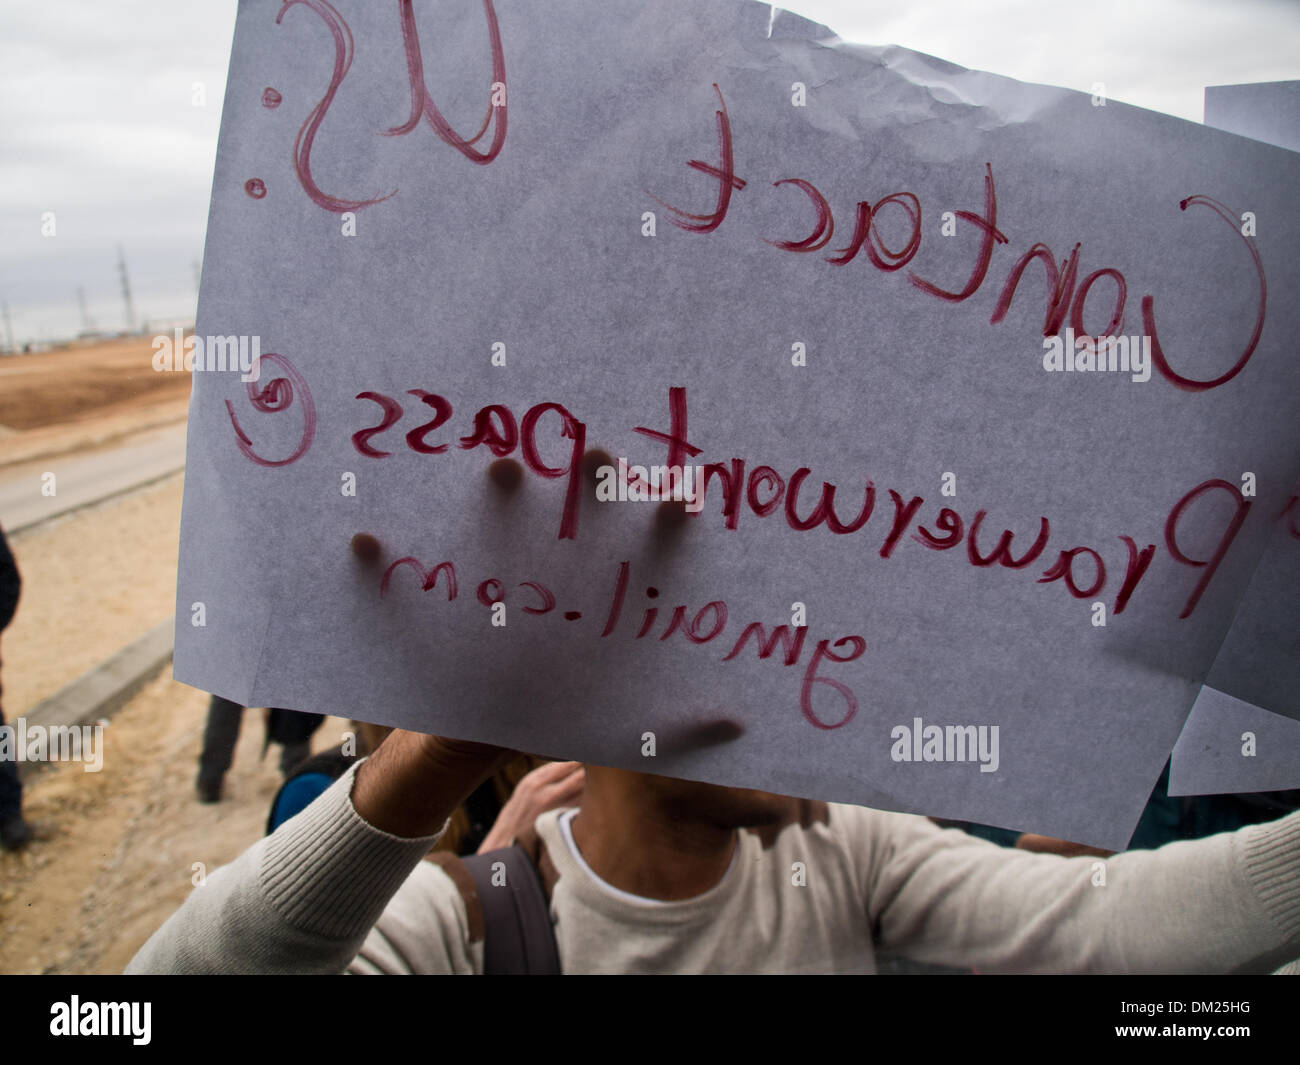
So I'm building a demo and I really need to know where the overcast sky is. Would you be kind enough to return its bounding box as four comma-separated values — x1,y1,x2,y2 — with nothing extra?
1,0,1297,346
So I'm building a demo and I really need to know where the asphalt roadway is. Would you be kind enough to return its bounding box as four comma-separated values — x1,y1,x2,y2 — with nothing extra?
0,422,187,534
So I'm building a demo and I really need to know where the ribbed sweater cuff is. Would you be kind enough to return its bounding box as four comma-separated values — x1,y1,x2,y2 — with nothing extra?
260,759,446,940
1242,810,1300,942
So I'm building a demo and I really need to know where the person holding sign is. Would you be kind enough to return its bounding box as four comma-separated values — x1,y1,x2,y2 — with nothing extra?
127,722,1300,974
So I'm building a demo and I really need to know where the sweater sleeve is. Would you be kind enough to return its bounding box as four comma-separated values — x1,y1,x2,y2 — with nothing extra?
858,808,1300,974
125,760,449,974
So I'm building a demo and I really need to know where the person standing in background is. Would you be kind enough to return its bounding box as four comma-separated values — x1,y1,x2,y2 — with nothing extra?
196,696,324,803
0,523,30,851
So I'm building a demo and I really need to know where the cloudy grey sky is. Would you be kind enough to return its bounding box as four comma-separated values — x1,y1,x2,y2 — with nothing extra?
1,0,1297,347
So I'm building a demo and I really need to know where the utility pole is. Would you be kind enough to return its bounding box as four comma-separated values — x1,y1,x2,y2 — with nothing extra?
116,244,136,333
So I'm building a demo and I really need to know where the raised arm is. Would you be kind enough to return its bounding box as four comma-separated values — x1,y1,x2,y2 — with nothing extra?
126,731,513,974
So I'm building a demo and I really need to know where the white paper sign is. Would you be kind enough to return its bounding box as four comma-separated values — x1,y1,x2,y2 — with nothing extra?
176,0,1300,848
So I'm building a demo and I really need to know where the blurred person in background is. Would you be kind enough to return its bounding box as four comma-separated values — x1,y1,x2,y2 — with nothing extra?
196,696,325,803
0,522,29,851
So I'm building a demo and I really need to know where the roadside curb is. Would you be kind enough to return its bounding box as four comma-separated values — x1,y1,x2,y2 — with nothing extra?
16,617,175,778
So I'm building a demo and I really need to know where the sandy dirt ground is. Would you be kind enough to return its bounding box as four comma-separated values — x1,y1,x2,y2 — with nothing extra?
3,474,184,716
0,336,349,974
1,337,190,713
0,676,350,974
0,335,190,437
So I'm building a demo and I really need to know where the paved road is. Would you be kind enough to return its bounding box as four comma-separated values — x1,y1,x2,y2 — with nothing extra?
0,422,187,533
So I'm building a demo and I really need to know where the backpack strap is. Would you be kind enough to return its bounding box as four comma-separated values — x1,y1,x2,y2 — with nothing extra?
456,845,561,974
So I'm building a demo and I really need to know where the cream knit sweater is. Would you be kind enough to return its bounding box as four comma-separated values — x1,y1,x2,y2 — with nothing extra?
126,761,1300,974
